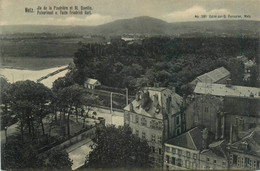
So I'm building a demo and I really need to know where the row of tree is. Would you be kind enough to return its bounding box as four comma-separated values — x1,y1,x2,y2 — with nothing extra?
1,76,152,170
71,37,259,96
0,76,96,170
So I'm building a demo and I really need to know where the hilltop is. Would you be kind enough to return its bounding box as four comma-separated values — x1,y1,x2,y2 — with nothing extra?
1,16,259,36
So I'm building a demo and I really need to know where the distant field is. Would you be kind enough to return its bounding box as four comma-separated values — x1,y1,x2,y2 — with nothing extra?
0,38,82,58
1,57,73,70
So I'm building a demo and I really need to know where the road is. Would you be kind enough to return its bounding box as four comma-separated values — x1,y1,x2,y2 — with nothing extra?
84,106,124,127
65,138,94,170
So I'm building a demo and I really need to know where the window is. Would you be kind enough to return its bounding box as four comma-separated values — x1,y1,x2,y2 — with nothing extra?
233,155,238,164
207,157,210,162
151,134,156,142
135,115,139,123
172,148,176,154
222,161,226,167
165,146,170,153
178,149,182,156
158,136,162,143
151,146,156,153
158,148,162,155
158,121,163,130
214,160,217,164
150,120,155,129
192,162,197,169
205,107,209,113
257,161,259,169
193,154,197,159
186,151,190,158
245,157,250,167
176,115,180,125
187,160,191,168
141,117,147,126
177,159,182,167
166,155,169,163
142,132,146,139
135,130,139,136
155,122,159,129
171,157,176,165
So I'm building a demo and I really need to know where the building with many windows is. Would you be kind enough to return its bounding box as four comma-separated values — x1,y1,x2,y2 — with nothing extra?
229,126,260,170
124,86,183,168
164,127,229,170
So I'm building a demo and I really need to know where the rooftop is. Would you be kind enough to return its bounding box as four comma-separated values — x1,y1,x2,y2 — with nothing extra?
124,87,182,119
202,140,228,159
192,67,230,84
85,78,100,85
194,82,260,99
165,127,203,151
231,126,260,156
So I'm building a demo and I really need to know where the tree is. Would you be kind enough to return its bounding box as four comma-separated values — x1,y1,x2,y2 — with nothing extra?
86,125,151,169
0,77,13,130
2,135,73,170
55,84,87,136
39,149,73,170
1,136,41,169
8,80,52,141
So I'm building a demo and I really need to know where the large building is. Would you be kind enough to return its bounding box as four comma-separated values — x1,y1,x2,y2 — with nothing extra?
164,127,228,170
124,87,183,168
229,125,260,170
186,81,260,139
189,66,230,89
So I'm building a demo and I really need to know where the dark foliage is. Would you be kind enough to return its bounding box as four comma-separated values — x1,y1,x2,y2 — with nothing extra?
72,37,259,95
86,125,151,169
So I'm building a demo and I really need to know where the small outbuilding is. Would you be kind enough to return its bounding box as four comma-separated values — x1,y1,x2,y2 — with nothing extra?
84,78,101,89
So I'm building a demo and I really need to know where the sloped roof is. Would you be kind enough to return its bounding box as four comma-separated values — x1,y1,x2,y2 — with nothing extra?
231,126,260,156
124,87,182,120
85,78,100,85
197,67,230,83
202,140,228,159
194,82,260,99
165,127,203,150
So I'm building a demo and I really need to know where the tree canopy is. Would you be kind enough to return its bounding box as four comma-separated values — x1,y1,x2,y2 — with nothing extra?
72,37,259,95
86,125,151,169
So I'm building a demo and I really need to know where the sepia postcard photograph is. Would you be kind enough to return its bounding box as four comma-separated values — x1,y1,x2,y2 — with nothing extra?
0,0,259,170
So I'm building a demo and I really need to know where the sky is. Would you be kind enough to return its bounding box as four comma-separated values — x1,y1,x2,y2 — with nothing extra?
0,0,259,25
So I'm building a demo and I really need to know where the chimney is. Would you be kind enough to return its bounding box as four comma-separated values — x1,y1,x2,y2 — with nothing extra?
229,124,238,144
135,91,141,101
226,78,232,88
202,128,209,149
130,103,134,112
141,90,150,109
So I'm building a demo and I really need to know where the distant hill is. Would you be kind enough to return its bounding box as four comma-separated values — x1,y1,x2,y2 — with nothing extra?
0,16,259,36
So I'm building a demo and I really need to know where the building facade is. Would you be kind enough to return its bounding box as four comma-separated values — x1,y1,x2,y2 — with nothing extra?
229,126,260,170
164,127,228,170
124,87,183,168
